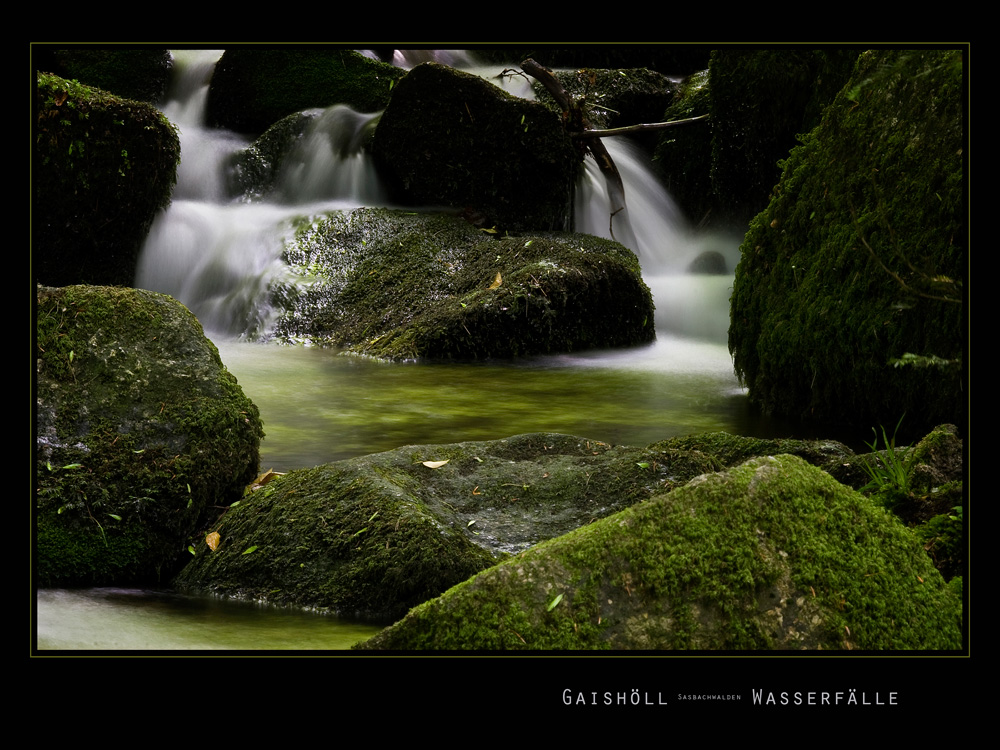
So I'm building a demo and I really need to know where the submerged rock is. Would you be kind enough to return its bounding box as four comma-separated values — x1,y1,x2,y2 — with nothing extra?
35,285,264,586
266,207,656,360
356,454,962,650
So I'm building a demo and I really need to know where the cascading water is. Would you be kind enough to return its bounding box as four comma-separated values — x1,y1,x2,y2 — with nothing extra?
137,49,739,346
136,51,387,336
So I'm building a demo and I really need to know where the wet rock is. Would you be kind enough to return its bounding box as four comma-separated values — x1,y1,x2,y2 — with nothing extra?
266,207,656,360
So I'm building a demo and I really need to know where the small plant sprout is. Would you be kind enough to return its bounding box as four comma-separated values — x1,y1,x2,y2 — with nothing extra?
858,415,915,496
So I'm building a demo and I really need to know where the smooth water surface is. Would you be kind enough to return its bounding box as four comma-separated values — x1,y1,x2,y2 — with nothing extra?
35,588,381,651
216,325,750,473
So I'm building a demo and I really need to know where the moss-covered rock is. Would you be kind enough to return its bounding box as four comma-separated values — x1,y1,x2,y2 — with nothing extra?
372,63,579,233
35,285,264,586
205,48,403,135
356,454,962,650
728,49,964,433
267,207,656,359
707,49,859,228
173,432,727,620
836,423,965,581
650,431,853,472
34,73,180,287
226,106,381,202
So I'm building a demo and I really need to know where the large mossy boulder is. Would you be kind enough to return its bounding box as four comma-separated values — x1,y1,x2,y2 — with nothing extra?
205,49,404,135
728,49,965,433
35,285,265,586
266,207,656,359
173,431,853,622
34,73,180,288
372,63,579,232
356,454,962,650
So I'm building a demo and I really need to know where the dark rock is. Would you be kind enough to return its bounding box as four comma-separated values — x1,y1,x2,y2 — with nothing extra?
728,49,965,432
35,48,173,104
205,48,403,135
687,250,728,274
372,63,579,233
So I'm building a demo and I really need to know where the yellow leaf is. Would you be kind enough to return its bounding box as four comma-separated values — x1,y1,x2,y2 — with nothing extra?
247,468,286,493
206,531,220,551
488,272,502,290
421,460,450,469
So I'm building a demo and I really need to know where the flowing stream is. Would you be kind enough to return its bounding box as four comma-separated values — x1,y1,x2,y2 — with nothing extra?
37,49,796,651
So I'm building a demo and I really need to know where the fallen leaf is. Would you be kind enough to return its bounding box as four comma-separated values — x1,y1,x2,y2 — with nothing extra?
206,531,220,551
422,460,450,469
488,272,502,290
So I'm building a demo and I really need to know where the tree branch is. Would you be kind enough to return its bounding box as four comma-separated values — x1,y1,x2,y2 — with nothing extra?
569,114,709,139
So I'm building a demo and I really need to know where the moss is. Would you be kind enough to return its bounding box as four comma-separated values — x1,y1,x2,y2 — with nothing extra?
34,72,180,287
174,462,499,621
653,69,713,224
172,432,726,619
268,208,655,359
650,431,852,470
728,50,964,432
358,455,961,650
35,286,264,586
707,48,859,227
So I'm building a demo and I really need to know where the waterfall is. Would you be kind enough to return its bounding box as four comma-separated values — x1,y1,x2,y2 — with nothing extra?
137,50,734,342
136,51,381,337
